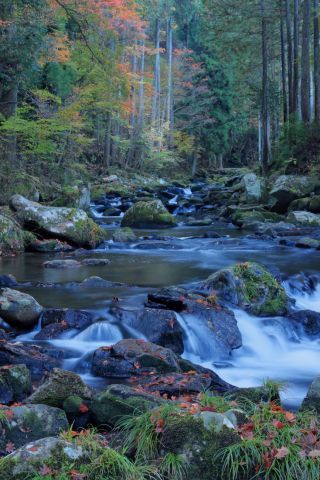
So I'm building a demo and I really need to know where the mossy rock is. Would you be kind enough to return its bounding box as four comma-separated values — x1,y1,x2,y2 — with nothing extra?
112,227,137,242
0,404,68,450
27,368,92,407
0,213,25,256
204,262,288,317
301,376,320,414
0,364,31,403
91,384,163,427
232,209,282,228
288,197,311,211
121,200,177,229
161,413,240,480
10,195,106,248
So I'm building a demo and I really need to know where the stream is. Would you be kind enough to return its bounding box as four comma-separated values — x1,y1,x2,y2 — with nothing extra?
1,221,320,409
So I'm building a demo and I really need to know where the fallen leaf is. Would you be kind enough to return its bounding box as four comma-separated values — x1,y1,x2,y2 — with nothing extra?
275,446,289,459
79,403,89,414
308,450,320,458
5,441,15,453
40,465,53,475
272,420,285,429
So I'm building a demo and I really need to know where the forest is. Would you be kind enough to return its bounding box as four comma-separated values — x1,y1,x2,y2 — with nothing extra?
0,1,320,479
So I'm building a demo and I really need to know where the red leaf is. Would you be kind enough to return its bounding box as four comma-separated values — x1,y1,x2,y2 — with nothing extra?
155,418,165,433
40,465,53,475
284,411,296,423
272,420,285,429
79,403,89,414
5,441,15,453
238,422,255,440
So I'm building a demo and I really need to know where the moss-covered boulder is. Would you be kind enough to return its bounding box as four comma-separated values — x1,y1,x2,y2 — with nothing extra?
0,214,25,256
160,412,240,480
203,262,288,316
270,175,315,213
232,209,282,228
0,364,31,404
92,339,181,378
300,376,320,414
0,437,87,480
121,200,177,228
91,384,163,427
309,195,320,213
287,210,320,226
0,288,43,327
10,194,106,248
112,227,137,242
0,404,68,450
27,368,92,408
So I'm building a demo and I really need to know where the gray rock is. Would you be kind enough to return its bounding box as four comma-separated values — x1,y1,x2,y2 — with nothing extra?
0,288,43,327
10,194,105,248
43,260,82,269
27,368,92,407
0,364,31,404
0,404,69,450
270,175,314,213
112,227,137,242
301,376,320,414
287,210,320,226
242,173,262,201
121,200,177,228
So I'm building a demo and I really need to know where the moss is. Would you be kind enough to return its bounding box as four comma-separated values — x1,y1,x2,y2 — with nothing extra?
232,209,282,228
0,214,25,255
71,218,106,248
232,262,288,316
139,354,178,373
63,395,83,414
122,200,177,229
161,414,240,480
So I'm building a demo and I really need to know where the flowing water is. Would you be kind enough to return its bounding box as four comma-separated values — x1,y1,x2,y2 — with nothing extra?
1,223,320,407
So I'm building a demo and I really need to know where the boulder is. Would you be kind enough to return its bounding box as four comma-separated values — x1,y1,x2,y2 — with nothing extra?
301,376,320,414
92,339,180,378
28,239,73,253
81,258,110,266
121,200,177,228
112,227,137,242
232,210,282,229
288,310,320,337
10,194,106,248
0,214,25,256
0,364,31,404
92,339,233,394
287,210,320,226
159,410,240,480
35,308,94,340
0,341,61,379
147,289,241,357
0,275,18,287
270,175,314,213
242,173,262,201
0,437,87,479
43,259,82,269
27,368,92,407
91,384,163,427
0,404,68,451
121,307,184,354
288,197,311,211
309,195,320,213
295,237,320,249
135,372,215,396
0,288,43,327
203,262,288,316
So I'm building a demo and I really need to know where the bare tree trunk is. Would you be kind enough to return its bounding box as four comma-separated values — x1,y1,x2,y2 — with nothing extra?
138,40,145,128
152,19,161,130
286,0,294,113
218,153,224,169
103,114,112,168
314,0,320,123
281,0,289,122
293,0,300,114
166,17,174,145
261,0,270,174
301,0,311,123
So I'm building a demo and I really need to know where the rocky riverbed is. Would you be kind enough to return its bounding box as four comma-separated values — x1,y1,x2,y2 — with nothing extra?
0,170,320,478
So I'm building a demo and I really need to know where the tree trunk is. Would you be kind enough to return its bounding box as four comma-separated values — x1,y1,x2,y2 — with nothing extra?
293,0,300,114
280,0,289,123
301,0,311,123
261,0,270,174
218,153,223,169
314,0,320,123
166,17,174,145
152,19,161,130
286,0,294,113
